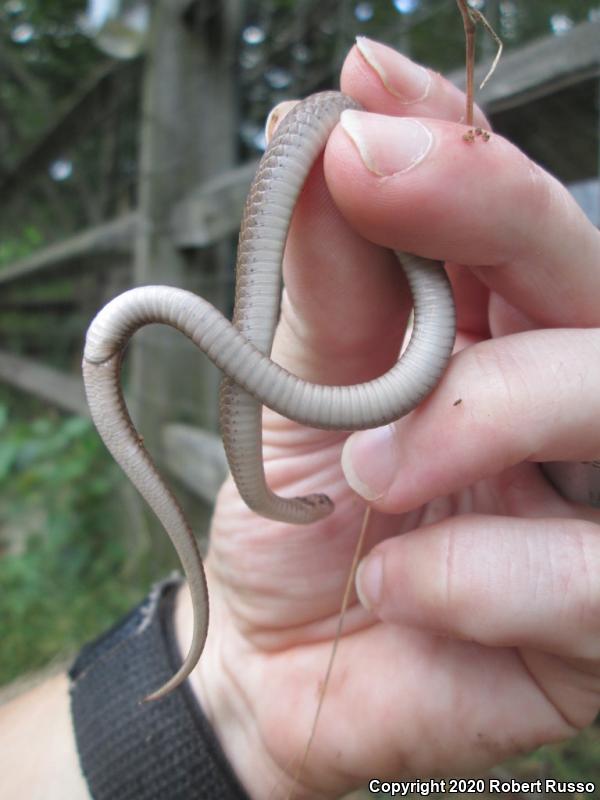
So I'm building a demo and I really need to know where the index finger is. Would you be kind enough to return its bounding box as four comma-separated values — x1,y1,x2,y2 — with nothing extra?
342,37,489,128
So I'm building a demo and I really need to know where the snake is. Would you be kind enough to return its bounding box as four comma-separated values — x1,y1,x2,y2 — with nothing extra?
82,91,457,701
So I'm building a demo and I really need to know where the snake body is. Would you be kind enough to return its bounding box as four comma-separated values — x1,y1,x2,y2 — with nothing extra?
82,91,456,700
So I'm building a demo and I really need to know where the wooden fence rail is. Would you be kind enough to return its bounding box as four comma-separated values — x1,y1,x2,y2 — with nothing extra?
0,349,87,417
0,213,138,287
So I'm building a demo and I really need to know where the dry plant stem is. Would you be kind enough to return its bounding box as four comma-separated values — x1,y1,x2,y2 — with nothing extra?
474,10,503,90
456,0,476,126
456,0,503,126
286,504,373,800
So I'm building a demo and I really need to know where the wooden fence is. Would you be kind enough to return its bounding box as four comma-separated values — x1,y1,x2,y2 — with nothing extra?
1,6,598,532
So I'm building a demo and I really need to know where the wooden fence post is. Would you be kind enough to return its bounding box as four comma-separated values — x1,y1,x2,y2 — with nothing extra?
129,0,241,542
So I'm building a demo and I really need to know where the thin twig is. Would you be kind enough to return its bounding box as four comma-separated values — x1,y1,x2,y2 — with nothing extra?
456,0,503,124
456,0,476,125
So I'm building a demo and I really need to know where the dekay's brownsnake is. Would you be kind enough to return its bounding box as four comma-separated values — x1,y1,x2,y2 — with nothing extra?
82,91,457,700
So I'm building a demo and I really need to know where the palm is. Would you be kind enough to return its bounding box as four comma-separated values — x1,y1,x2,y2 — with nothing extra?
206,409,575,797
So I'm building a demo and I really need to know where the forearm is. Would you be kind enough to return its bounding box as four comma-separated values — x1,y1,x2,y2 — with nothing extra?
0,672,91,800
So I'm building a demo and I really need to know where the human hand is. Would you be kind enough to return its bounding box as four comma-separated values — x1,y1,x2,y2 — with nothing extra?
177,39,600,799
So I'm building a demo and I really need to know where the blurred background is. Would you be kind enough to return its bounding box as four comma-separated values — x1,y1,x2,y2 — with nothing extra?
0,1,598,796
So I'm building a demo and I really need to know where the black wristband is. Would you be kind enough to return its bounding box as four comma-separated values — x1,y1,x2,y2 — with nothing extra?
69,574,251,800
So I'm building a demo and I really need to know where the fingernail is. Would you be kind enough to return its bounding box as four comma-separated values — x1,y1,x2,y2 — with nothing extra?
340,110,432,177
355,36,431,104
341,425,397,501
355,554,383,611
265,100,299,143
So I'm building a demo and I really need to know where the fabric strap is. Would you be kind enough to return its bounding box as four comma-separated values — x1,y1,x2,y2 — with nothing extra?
69,574,251,800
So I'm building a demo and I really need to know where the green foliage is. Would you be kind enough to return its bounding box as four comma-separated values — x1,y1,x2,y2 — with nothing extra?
0,397,158,686
515,728,600,785
0,0,102,151
0,224,44,267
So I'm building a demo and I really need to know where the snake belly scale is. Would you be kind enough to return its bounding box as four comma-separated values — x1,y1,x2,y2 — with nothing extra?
82,91,456,700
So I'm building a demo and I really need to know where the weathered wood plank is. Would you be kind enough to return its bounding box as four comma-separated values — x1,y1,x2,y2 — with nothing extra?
449,19,600,112
0,212,138,286
171,160,259,249
0,351,87,416
162,423,227,504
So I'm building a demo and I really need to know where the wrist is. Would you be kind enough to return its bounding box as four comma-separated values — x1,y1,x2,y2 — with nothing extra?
175,581,289,800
